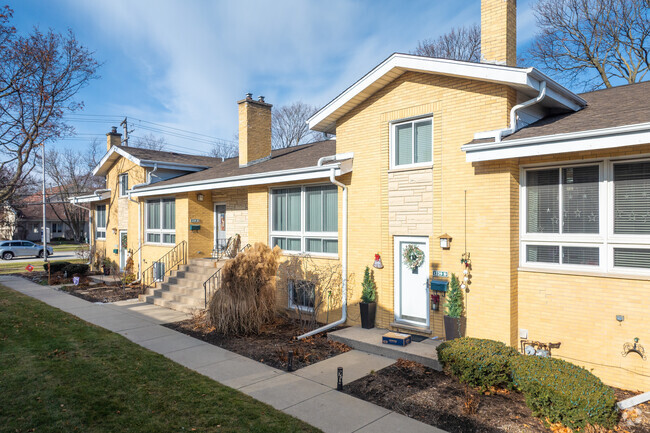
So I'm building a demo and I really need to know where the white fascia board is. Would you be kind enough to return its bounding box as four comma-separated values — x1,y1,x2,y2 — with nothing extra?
463,122,650,162
92,147,141,176
308,53,586,133
69,190,111,203
139,160,208,172
130,164,344,198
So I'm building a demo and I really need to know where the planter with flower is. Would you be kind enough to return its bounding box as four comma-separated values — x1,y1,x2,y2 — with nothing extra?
431,293,440,311
360,266,377,329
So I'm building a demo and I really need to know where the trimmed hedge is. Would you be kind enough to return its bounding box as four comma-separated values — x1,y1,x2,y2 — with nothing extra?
62,263,89,276
511,356,618,430
44,261,71,273
436,337,519,390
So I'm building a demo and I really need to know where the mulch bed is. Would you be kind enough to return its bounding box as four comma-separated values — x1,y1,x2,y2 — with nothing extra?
60,284,142,303
344,359,650,433
165,314,351,371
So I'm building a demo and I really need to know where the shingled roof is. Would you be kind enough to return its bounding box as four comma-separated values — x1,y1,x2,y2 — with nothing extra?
114,145,218,167
133,139,337,190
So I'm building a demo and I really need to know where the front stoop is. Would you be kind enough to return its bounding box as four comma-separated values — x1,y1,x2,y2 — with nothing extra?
139,258,228,314
328,327,443,370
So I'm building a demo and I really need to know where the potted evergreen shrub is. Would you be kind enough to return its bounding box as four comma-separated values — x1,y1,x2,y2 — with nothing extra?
360,266,377,329
444,273,466,340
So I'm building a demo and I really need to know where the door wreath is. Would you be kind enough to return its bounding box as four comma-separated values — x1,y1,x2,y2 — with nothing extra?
403,244,425,271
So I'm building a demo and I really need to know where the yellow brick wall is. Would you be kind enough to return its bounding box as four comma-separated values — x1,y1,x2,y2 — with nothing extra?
516,143,650,391
238,99,272,166
212,188,249,245
335,71,517,342
186,191,215,259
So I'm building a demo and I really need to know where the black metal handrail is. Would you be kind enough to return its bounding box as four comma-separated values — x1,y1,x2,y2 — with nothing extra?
203,267,221,308
212,236,232,260
141,241,187,294
240,243,251,252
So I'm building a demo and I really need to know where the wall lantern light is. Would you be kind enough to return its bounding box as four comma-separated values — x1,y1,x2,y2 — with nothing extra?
112,227,118,235
438,233,452,249
197,193,204,202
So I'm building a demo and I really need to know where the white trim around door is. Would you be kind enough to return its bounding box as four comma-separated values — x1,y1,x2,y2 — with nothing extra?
214,203,227,252
393,235,430,328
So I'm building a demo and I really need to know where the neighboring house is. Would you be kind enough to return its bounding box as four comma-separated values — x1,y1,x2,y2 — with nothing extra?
73,0,649,391
1,188,89,242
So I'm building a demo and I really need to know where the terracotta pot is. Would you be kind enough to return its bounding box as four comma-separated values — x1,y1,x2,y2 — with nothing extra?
360,302,376,329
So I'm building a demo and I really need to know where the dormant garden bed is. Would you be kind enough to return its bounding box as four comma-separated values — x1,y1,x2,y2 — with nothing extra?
344,359,649,433
166,313,351,371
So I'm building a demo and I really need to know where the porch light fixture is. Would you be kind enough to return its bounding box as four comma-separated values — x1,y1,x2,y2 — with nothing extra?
112,227,118,235
438,233,452,249
197,193,204,201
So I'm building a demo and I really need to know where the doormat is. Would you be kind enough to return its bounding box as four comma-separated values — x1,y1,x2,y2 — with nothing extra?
410,334,427,343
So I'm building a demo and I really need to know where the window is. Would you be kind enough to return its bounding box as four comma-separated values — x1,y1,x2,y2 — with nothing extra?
392,117,432,168
51,222,63,233
270,185,338,255
118,173,128,196
288,280,315,311
146,199,175,244
96,205,106,240
521,159,650,273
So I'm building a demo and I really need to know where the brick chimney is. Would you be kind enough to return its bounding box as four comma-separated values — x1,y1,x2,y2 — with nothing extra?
106,126,122,151
238,93,272,167
481,0,517,66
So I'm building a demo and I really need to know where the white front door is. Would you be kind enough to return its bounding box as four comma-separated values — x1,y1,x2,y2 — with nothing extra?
394,236,429,326
119,230,128,270
214,204,227,251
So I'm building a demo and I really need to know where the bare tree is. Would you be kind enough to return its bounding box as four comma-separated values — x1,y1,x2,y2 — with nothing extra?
528,0,650,89
0,7,99,205
132,133,167,151
209,139,238,159
272,101,320,149
44,143,104,242
413,24,481,62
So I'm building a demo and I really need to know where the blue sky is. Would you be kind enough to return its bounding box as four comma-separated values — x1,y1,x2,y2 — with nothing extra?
11,0,539,155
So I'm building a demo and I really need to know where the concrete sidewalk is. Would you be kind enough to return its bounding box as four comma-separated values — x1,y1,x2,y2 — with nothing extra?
0,275,445,433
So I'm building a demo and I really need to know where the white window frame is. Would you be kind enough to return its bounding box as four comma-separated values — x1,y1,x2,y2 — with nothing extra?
145,198,176,245
268,184,339,258
95,204,106,240
520,156,650,275
389,115,434,170
118,173,128,197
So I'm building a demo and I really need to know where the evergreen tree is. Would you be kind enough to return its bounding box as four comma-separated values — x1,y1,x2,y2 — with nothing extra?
445,273,464,318
360,266,376,303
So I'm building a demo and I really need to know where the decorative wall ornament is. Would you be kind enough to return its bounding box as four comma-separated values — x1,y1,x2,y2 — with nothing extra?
622,337,647,360
373,253,384,269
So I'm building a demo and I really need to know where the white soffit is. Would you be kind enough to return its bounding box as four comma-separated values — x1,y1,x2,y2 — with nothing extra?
308,53,586,134
69,190,111,203
462,122,650,162
92,146,209,176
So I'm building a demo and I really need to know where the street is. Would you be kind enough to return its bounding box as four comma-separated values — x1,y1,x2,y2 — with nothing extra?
3,251,79,264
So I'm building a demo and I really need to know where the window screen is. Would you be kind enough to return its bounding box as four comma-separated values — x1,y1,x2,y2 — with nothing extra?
614,161,650,234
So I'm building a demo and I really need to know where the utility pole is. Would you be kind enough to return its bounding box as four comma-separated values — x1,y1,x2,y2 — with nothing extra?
120,117,133,147
41,142,48,263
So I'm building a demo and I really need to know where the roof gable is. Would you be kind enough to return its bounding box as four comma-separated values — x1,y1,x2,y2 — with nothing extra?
308,53,587,134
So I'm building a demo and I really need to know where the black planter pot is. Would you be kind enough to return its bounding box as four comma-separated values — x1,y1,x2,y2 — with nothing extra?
444,316,466,341
103,266,110,276
359,302,377,329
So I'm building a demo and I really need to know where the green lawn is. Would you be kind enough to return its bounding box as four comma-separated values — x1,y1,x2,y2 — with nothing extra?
0,259,86,275
0,285,320,433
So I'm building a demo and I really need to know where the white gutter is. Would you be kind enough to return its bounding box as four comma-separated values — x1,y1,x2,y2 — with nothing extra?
476,81,547,143
128,164,157,280
298,153,353,340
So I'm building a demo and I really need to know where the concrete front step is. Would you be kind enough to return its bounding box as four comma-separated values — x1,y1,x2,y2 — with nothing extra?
139,295,201,314
328,327,443,371
151,284,205,298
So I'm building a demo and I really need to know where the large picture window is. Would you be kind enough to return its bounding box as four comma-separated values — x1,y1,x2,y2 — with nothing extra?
270,185,338,255
146,198,175,244
521,159,650,273
392,117,432,168
96,205,106,240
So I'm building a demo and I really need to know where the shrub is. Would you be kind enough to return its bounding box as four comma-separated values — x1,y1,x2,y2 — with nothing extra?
62,263,89,276
44,261,71,273
208,242,281,335
360,266,376,303
510,356,618,429
445,273,464,318
437,337,519,391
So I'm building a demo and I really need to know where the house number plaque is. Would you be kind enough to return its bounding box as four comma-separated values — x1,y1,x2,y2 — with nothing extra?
190,219,200,223
432,270,448,277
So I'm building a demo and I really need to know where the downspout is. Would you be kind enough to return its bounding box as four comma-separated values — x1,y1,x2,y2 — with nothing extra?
128,164,158,280
298,154,352,340
496,81,547,142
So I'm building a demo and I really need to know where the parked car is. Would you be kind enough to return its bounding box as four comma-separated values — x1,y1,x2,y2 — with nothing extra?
0,240,54,260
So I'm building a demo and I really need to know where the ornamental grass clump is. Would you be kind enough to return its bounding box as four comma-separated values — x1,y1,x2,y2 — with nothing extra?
208,243,281,335
510,355,618,430
436,337,519,391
